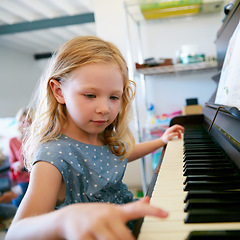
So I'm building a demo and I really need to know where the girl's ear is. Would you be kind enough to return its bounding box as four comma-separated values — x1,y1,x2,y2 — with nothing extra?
49,79,65,104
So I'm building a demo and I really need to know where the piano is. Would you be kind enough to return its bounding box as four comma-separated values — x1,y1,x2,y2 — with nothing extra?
135,1,240,239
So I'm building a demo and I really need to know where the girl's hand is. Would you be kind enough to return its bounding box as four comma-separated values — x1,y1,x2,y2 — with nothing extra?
161,124,184,145
60,196,168,240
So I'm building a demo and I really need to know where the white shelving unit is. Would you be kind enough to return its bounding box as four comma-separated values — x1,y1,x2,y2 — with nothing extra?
123,0,221,194
136,61,218,75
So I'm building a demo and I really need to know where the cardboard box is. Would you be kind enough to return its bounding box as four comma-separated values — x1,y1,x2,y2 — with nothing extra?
182,104,202,115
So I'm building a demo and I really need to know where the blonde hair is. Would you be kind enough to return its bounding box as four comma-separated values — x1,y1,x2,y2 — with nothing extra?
24,36,136,170
15,107,28,123
15,107,33,135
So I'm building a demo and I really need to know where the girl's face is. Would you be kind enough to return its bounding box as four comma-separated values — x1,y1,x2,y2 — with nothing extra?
58,63,123,144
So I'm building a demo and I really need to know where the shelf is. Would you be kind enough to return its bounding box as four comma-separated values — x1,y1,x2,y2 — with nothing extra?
124,0,224,23
135,61,218,75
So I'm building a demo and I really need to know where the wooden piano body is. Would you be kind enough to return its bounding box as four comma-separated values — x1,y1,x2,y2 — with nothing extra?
135,1,240,239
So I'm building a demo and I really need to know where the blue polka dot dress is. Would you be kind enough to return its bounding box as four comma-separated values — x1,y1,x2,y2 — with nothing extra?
34,134,134,209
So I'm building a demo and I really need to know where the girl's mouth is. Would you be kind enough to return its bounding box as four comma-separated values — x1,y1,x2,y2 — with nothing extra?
92,120,108,125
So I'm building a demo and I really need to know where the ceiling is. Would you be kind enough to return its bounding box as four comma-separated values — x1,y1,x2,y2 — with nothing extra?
0,0,143,57
0,0,96,56
0,0,225,57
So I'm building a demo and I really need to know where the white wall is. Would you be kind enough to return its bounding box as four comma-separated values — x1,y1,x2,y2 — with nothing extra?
145,70,218,115
139,14,224,60
0,46,43,117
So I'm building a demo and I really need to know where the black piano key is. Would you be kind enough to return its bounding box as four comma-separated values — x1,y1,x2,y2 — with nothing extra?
184,142,217,145
184,139,210,142
184,146,218,150
183,167,236,176
184,190,240,202
184,148,222,153
184,180,240,191
184,152,224,157
186,230,240,240
184,137,211,141
184,159,230,166
184,154,226,161
184,133,213,137
184,199,240,212
184,144,218,149
184,132,210,137
185,209,240,223
183,161,230,169
185,131,212,134
184,163,232,170
184,151,223,156
184,151,225,156
184,141,217,144
184,139,214,144
184,174,240,184
184,144,220,148
184,140,216,144
184,146,218,151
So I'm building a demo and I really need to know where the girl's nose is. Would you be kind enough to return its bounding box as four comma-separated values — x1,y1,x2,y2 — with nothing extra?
96,99,110,115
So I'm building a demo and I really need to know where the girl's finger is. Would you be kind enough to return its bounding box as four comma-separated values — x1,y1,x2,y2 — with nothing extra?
121,196,168,222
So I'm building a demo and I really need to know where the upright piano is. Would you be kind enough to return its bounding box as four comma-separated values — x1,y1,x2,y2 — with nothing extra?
135,1,240,239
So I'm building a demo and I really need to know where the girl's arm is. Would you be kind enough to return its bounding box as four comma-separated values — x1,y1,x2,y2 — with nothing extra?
128,124,184,162
6,195,168,240
6,163,169,239
5,161,63,239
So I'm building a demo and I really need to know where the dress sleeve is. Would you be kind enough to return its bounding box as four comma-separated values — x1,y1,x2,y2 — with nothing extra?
8,138,19,181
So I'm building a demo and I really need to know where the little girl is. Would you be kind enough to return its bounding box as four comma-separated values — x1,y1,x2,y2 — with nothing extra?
6,36,183,239
9,107,32,207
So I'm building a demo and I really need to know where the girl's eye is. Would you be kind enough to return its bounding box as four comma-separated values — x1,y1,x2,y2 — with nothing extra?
110,96,119,100
85,94,96,99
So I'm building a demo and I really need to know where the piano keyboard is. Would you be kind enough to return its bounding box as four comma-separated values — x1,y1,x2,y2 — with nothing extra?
137,125,240,240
